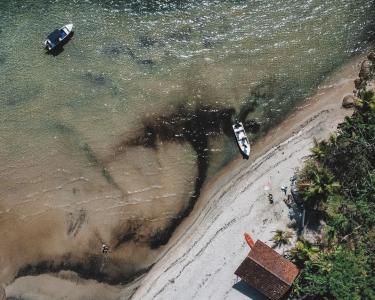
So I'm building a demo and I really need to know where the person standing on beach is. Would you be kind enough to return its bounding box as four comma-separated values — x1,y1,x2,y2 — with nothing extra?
102,243,109,254
281,185,287,195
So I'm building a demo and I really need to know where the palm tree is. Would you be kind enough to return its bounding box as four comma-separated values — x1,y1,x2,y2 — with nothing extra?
328,133,337,147
287,239,320,268
366,92,375,112
356,90,375,112
298,161,340,210
310,138,328,161
271,229,292,251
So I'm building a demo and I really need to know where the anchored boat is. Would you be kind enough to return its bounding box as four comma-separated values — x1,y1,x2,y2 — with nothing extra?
232,122,250,159
44,24,73,51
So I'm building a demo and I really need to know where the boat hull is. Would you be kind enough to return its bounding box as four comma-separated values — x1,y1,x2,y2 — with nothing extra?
44,24,73,51
232,122,251,160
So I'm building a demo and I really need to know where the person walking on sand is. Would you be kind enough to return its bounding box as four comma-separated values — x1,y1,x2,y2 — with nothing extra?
268,193,274,204
102,243,109,254
281,185,287,195
264,179,274,203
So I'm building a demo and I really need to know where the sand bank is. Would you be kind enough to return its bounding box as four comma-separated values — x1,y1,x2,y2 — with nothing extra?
131,54,364,299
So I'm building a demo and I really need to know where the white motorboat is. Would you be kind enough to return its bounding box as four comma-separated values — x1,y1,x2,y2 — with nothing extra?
232,122,250,159
44,24,73,51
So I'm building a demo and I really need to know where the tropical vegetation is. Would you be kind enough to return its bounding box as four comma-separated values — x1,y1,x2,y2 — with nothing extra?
289,54,375,299
271,229,292,250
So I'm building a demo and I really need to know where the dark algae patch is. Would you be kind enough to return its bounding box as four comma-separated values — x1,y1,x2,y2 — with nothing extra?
3,85,41,107
121,103,255,248
15,255,153,285
84,71,106,85
66,209,87,237
80,142,117,185
80,143,99,166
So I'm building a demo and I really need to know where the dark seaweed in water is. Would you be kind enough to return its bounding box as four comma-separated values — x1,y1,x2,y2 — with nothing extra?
139,35,158,47
115,105,234,247
125,46,155,66
125,105,235,148
16,254,153,285
0,53,5,64
12,102,258,285
66,209,87,238
102,42,127,56
85,71,106,85
356,1,375,46
4,85,41,106
122,104,243,248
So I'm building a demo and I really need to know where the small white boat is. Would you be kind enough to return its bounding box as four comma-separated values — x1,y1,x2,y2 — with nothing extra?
44,24,73,51
232,122,250,159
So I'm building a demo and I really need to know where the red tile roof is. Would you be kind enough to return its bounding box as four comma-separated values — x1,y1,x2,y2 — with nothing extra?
235,240,299,300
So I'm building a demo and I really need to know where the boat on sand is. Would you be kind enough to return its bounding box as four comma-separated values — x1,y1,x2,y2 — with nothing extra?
232,121,250,159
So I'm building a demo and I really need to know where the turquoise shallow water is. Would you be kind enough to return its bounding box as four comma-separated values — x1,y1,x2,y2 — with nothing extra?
0,0,374,294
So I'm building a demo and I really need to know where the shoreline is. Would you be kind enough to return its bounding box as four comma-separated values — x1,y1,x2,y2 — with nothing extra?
131,53,364,299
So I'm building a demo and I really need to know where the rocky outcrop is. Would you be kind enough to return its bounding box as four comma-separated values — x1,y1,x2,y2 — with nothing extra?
354,78,364,90
359,60,372,80
342,95,358,108
353,51,375,97
368,51,375,62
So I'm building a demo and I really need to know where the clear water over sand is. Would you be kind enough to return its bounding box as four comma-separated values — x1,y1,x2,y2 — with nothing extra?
0,0,374,291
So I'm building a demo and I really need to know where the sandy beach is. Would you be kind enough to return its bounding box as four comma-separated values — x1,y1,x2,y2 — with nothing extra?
131,54,364,300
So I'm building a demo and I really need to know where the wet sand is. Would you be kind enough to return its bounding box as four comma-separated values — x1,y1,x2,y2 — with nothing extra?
131,54,364,299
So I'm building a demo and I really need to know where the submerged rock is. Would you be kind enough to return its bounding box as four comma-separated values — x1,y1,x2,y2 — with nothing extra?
139,36,157,47
354,78,362,89
354,77,368,94
202,37,214,48
84,71,106,85
101,42,126,57
138,59,154,66
168,25,192,41
342,94,358,108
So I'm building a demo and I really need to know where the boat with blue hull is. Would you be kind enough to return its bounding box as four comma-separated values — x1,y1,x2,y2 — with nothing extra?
44,24,73,51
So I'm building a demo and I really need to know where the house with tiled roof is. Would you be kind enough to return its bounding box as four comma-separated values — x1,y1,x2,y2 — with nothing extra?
235,240,299,300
